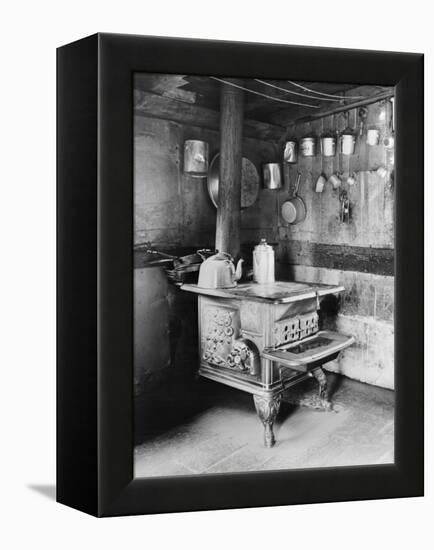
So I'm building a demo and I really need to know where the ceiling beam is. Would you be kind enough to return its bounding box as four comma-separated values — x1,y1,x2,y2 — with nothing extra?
294,89,394,124
134,89,285,141
269,85,392,126
134,73,197,103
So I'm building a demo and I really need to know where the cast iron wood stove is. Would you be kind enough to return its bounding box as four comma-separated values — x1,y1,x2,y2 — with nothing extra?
182,281,354,447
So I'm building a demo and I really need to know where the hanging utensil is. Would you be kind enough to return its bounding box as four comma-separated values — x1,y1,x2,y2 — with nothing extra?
263,162,282,189
339,190,350,223
315,173,327,193
358,106,368,136
367,128,380,146
347,172,357,186
382,99,395,149
300,136,316,157
328,172,342,189
390,97,395,133
320,130,337,157
207,154,260,208
184,140,209,176
340,111,357,155
281,172,306,224
283,139,298,163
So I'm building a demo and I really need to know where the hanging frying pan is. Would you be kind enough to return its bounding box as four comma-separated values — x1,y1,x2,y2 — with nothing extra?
207,154,260,209
281,172,306,224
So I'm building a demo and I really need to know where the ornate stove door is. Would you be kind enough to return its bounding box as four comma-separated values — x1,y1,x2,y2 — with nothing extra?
200,299,240,367
199,298,260,376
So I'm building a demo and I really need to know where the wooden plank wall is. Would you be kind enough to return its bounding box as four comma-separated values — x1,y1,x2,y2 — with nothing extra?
240,99,395,388
277,104,394,250
241,101,394,255
274,100,395,389
134,114,277,250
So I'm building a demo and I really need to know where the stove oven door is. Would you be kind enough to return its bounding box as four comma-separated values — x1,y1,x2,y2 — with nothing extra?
261,330,355,372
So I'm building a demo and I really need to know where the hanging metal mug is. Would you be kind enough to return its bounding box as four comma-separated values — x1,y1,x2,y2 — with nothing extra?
340,132,356,155
367,128,380,146
320,134,337,157
347,172,357,186
328,172,342,189
183,140,209,176
263,163,282,189
300,136,316,157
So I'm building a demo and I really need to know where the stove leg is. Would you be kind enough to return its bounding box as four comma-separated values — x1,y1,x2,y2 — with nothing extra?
253,394,282,448
312,367,331,410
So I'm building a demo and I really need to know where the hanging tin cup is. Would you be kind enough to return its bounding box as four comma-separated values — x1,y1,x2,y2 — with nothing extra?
263,163,282,189
376,166,388,179
300,136,316,157
328,172,342,189
315,173,327,193
347,172,357,186
340,128,356,155
367,128,380,146
283,140,298,163
383,134,395,149
320,132,337,157
385,147,395,167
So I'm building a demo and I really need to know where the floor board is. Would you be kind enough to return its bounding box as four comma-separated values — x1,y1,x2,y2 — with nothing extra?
134,373,394,477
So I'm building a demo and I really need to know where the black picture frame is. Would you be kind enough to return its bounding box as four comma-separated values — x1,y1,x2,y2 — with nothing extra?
57,33,424,517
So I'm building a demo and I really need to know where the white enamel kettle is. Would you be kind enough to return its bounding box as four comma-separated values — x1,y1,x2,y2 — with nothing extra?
253,239,275,284
198,252,243,289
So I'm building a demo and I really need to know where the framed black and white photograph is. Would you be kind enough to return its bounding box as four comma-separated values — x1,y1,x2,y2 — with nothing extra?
57,33,423,517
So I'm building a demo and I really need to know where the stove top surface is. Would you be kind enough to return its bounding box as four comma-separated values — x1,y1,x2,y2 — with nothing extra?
182,280,344,304
228,281,314,299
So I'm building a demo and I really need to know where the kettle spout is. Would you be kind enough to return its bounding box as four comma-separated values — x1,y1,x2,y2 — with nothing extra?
235,259,244,281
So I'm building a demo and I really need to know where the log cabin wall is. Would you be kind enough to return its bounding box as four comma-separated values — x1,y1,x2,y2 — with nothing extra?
134,115,215,249
134,114,276,249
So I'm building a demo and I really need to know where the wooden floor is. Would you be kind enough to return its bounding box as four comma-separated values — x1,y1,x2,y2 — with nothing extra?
134,373,394,478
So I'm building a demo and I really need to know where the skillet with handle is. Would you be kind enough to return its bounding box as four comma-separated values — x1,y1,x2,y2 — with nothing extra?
281,172,306,224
